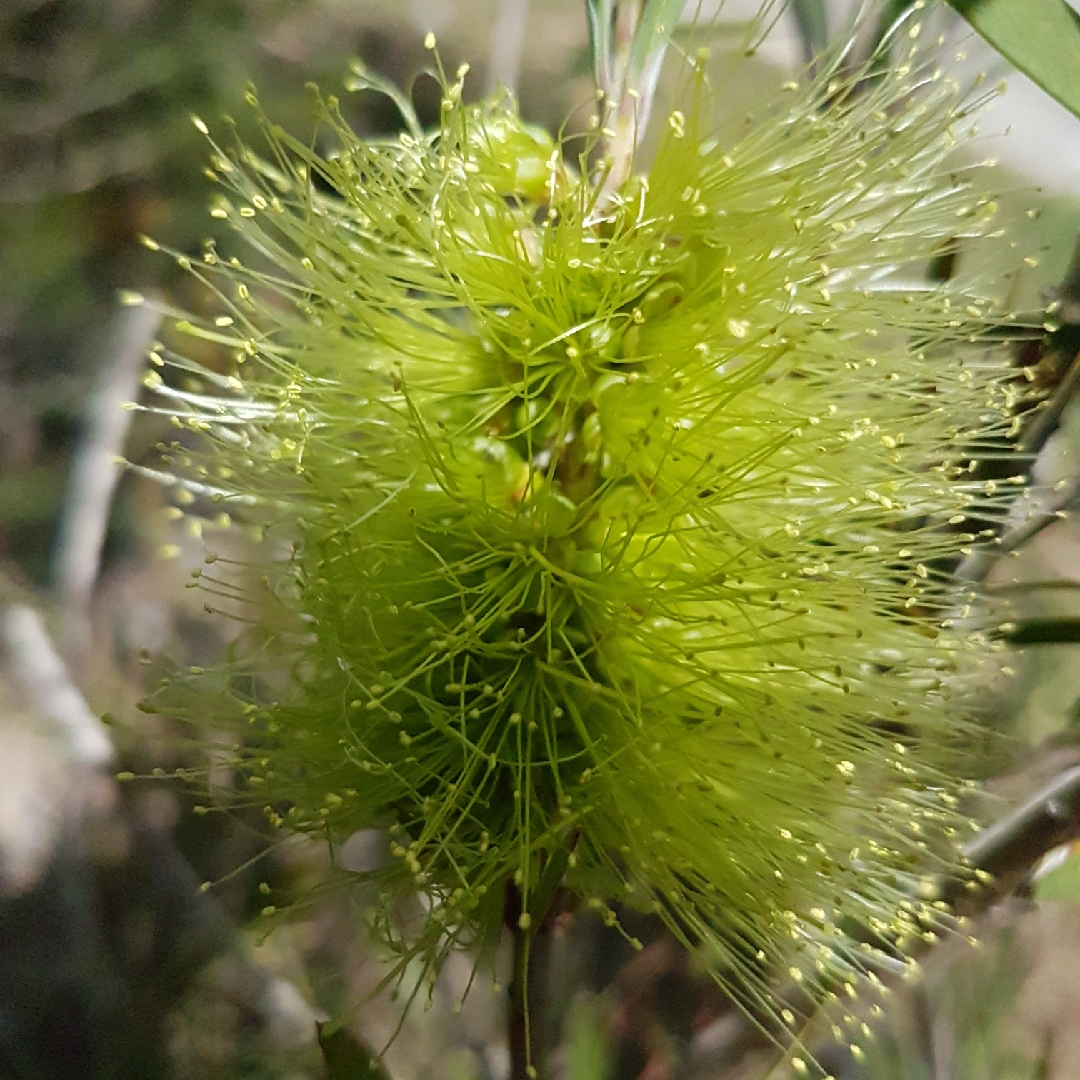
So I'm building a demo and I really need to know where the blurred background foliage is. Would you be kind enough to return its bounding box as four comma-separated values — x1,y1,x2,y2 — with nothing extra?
4,2,1080,1079
0,0,582,587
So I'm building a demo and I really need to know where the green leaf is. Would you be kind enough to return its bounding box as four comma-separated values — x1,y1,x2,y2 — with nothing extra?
1034,843,1080,901
317,1023,390,1080
585,0,615,94
947,0,1080,121
586,0,686,101
566,993,612,1080
626,0,688,92
874,0,916,47
790,0,828,63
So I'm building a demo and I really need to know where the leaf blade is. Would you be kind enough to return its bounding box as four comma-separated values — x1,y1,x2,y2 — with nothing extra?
790,0,829,64
947,0,1080,121
585,0,615,94
626,0,687,91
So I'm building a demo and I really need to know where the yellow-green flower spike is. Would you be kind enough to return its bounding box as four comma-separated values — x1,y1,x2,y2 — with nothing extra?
141,28,1034,1030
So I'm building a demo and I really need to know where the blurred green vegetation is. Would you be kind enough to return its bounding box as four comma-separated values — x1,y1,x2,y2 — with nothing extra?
0,0,584,586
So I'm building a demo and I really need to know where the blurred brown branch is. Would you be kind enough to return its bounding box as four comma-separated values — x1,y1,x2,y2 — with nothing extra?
1,602,114,768
53,300,162,669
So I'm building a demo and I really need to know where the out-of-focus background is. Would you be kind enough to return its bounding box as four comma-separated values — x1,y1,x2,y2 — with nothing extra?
4,2,1080,1078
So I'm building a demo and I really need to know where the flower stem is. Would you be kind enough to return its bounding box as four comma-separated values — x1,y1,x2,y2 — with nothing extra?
509,915,553,1080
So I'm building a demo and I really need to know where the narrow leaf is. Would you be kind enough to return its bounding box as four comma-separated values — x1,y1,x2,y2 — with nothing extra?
585,0,616,95
947,0,1080,121
790,0,828,64
626,0,688,90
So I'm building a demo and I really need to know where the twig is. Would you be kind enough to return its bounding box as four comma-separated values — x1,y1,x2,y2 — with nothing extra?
957,234,1080,584
690,762,1080,1072
947,765,1080,905
1018,350,1080,457
957,474,1080,582
956,350,1080,584
0,603,114,767
985,580,1080,593
53,299,162,667
486,0,531,98
1001,617,1080,646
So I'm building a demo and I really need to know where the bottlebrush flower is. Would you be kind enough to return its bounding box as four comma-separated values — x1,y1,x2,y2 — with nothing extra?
133,15,1033,1045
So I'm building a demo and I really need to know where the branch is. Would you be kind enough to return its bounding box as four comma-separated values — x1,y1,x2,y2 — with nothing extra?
53,298,162,667
1017,349,1080,458
948,764,1080,906
957,235,1080,584
956,473,1080,583
0,603,114,767
690,762,1080,1072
